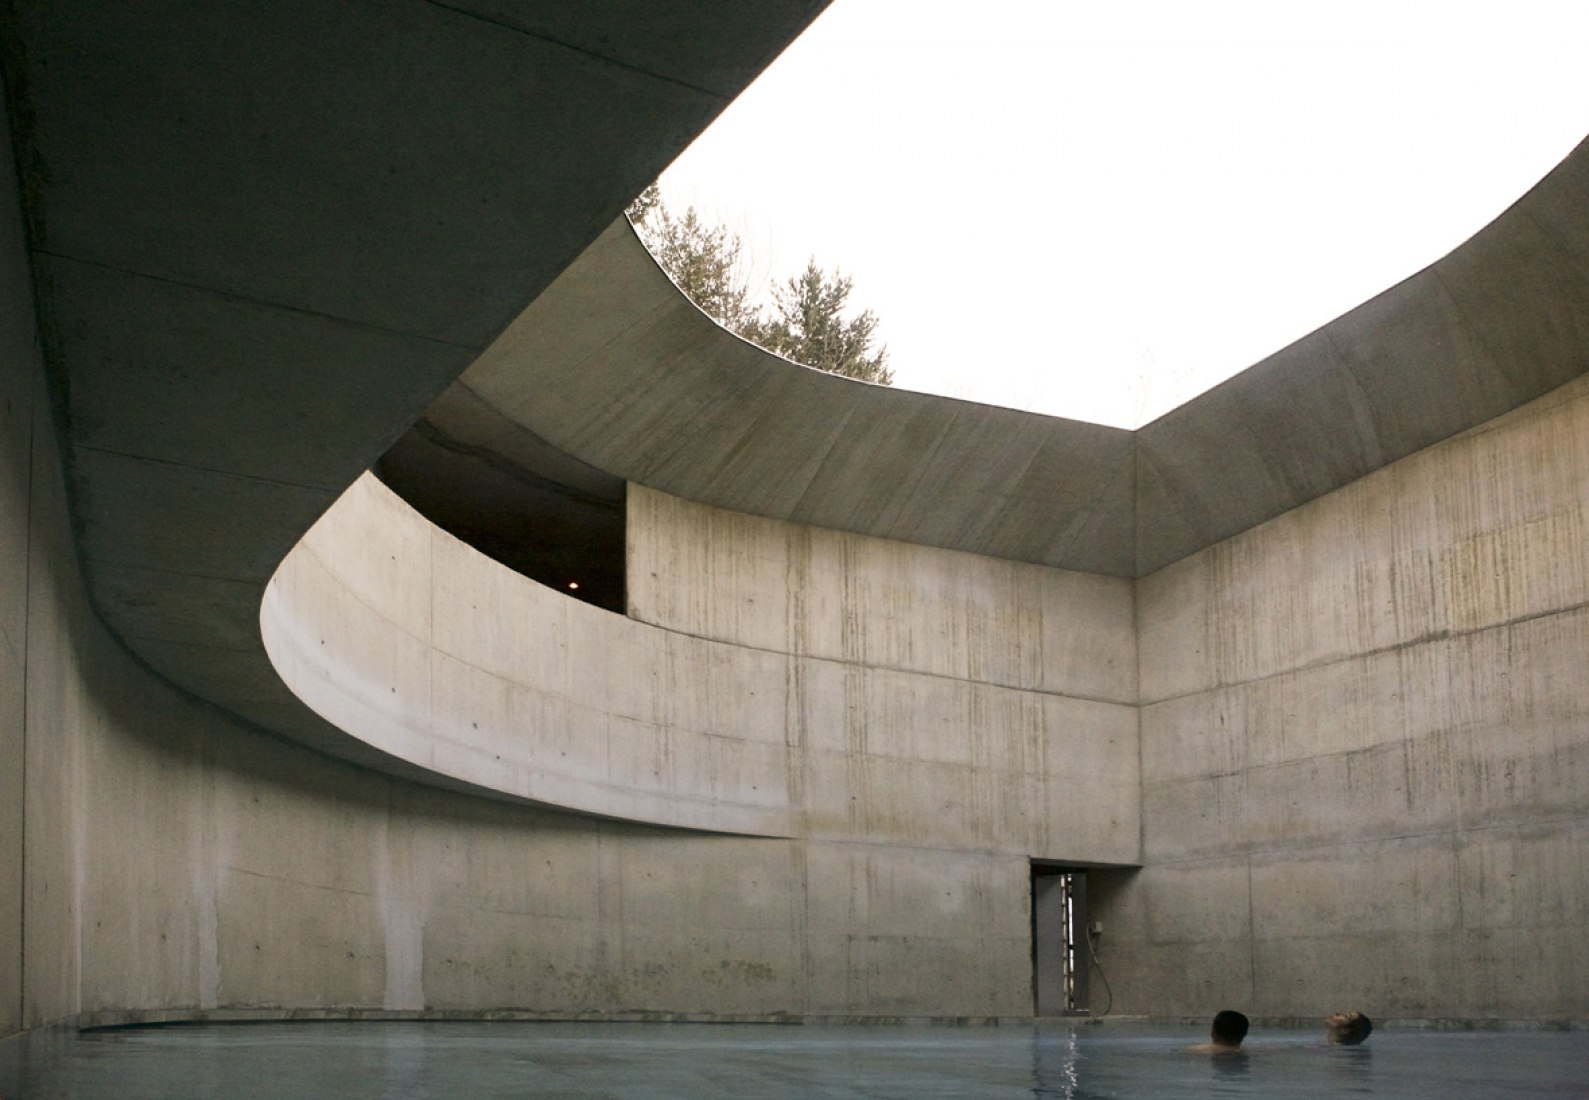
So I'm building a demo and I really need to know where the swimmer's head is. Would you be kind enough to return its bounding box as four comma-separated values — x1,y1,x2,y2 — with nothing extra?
1326,1011,1373,1045
1210,1010,1249,1048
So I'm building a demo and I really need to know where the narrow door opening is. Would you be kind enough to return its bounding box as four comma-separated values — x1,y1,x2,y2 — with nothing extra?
1032,864,1091,1016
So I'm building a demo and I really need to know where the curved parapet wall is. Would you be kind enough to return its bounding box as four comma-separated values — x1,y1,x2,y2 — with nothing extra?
263,475,793,836
263,475,1140,857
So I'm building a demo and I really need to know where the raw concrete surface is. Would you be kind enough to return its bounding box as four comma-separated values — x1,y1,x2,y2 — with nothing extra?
1110,373,1589,1019
2,0,1588,1045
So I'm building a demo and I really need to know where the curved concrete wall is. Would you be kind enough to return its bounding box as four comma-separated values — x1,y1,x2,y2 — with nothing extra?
264,475,794,836
263,475,1140,860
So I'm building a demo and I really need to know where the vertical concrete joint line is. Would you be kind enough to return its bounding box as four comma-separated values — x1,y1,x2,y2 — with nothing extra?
793,840,812,1018
1130,419,1142,579
1245,858,1257,1000
1130,533,1146,865
16,363,37,1029
193,737,221,1011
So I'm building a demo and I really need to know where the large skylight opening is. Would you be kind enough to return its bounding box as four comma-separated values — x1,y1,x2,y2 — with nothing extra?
655,0,1589,429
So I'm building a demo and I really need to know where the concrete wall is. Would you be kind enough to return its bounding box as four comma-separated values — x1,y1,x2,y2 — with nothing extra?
627,485,1140,860
1104,374,1589,1020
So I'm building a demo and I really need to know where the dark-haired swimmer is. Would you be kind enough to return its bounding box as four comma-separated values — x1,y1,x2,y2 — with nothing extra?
1188,1009,1249,1053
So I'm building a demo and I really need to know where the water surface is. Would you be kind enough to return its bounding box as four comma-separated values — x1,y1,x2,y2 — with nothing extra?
2,1021,1584,1098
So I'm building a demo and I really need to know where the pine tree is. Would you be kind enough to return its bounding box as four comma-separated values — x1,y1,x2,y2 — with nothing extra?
627,184,761,339
627,186,890,385
746,260,892,385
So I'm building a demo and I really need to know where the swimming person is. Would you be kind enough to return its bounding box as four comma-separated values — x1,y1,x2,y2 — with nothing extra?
1326,1011,1373,1045
1188,1009,1250,1053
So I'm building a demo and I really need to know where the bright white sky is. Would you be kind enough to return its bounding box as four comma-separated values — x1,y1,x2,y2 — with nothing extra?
656,0,1589,429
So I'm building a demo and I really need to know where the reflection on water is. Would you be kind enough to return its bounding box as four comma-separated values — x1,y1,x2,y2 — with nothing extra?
1207,1047,1251,1095
1032,1028,1112,1100
1,1021,1584,1100
1324,1045,1375,1094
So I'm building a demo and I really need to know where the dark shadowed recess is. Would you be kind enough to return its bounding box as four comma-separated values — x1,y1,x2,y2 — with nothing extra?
375,382,627,613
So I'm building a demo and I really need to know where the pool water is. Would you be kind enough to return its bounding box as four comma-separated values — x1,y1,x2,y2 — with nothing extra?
2,1021,1585,1099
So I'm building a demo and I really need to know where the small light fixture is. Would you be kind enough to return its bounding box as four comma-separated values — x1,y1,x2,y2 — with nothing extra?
567,580,580,590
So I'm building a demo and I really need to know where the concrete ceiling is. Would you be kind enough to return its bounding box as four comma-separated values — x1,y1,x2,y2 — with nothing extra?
1,0,831,793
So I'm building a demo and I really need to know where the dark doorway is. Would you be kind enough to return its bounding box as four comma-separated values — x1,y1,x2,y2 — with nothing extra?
1032,864,1091,1016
